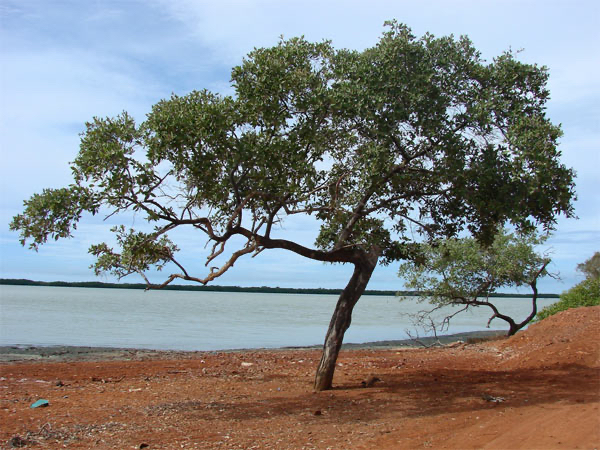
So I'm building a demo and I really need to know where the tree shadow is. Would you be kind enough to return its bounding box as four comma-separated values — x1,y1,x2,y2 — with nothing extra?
342,363,599,419
144,362,599,425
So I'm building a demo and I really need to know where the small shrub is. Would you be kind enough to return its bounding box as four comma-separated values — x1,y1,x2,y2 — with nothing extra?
535,277,600,321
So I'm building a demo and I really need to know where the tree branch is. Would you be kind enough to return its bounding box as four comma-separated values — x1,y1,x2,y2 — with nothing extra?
516,259,549,329
144,239,258,290
234,226,362,264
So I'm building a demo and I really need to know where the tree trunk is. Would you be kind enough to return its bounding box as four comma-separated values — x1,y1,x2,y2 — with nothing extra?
507,322,519,336
314,253,378,391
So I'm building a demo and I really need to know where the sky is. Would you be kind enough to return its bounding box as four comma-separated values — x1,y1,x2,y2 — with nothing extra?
0,0,598,293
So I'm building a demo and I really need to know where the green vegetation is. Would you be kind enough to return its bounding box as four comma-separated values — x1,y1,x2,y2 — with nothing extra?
536,252,600,321
535,278,600,321
0,278,397,296
398,229,554,335
10,22,575,390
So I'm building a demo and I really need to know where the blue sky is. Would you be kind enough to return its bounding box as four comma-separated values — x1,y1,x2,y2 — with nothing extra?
1,0,598,293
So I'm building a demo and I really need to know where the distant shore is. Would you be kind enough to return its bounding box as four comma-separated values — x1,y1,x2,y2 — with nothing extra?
0,278,559,298
0,330,506,362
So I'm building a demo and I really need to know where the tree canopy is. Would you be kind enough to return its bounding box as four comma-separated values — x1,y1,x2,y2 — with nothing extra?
10,22,576,390
576,252,600,280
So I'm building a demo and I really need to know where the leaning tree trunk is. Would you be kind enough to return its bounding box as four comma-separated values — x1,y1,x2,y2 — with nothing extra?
314,253,378,391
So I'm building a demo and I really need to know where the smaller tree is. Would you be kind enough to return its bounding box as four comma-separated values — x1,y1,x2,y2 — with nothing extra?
576,252,600,280
398,230,551,336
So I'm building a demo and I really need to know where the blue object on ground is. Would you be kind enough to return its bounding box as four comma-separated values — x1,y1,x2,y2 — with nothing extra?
30,399,49,408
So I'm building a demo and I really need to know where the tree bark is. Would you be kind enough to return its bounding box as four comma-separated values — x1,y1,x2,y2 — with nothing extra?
313,252,378,391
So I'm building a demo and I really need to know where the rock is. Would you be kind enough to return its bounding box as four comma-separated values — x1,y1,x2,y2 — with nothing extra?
361,376,381,388
482,394,506,402
9,436,29,448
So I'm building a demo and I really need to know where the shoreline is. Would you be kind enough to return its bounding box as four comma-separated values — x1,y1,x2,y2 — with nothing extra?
0,329,505,362
0,278,560,297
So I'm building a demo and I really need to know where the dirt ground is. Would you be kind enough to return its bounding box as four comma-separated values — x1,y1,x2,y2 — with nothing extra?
1,307,599,450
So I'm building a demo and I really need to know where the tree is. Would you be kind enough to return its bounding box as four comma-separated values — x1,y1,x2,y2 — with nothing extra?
576,252,600,280
398,230,553,336
10,22,575,390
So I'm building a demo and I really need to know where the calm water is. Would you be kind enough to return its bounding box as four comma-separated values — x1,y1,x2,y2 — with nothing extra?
0,285,557,351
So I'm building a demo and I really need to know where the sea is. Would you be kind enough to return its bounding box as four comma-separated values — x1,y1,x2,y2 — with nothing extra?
0,285,558,351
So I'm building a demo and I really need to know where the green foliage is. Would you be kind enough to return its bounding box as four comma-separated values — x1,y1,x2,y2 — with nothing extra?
398,229,551,335
10,22,575,287
535,277,600,321
88,226,179,279
10,186,99,250
398,230,549,304
576,252,600,280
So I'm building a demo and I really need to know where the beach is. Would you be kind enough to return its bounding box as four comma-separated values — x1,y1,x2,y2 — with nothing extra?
1,308,598,449
0,330,505,363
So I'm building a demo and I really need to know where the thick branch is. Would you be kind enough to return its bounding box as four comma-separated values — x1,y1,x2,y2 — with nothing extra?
516,260,549,329
238,227,361,264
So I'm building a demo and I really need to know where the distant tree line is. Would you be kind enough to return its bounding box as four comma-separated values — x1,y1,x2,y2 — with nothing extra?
0,278,558,298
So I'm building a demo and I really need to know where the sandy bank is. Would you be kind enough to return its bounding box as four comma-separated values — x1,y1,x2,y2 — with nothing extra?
0,329,505,362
